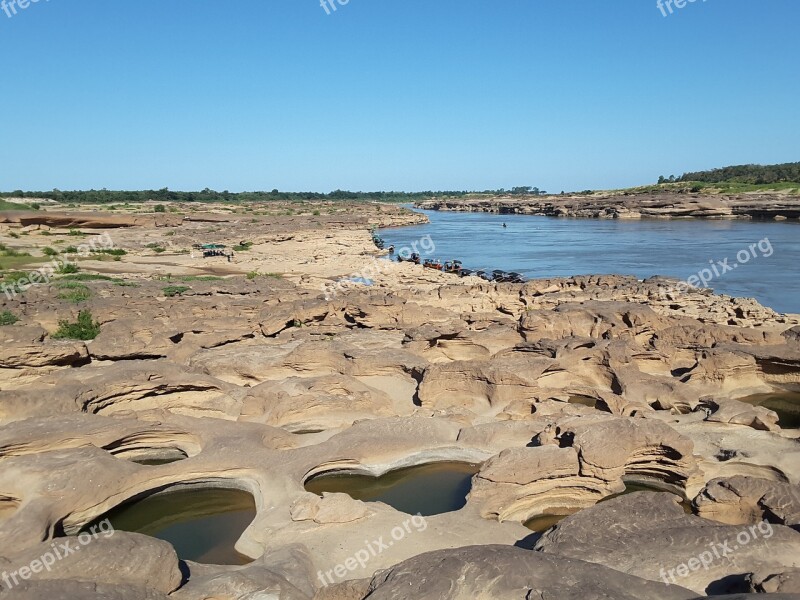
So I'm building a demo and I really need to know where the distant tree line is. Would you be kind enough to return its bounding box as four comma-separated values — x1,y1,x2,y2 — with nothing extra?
659,162,800,185
0,186,546,205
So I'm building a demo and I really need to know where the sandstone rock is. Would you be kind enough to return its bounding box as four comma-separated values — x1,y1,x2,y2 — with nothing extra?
173,544,316,600
694,476,800,528
0,580,170,598
241,375,396,431
535,492,800,595
0,326,87,369
0,532,181,594
468,445,617,521
291,493,373,525
362,545,696,599
748,568,800,593
698,398,780,431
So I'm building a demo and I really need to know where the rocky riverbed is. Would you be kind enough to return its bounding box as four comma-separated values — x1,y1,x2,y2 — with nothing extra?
417,191,800,220
0,202,799,599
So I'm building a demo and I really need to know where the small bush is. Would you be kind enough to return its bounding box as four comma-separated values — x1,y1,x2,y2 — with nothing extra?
91,248,127,256
9,232,19,239
68,229,84,237
56,263,80,274
64,246,79,253
42,247,59,256
154,205,166,213
180,275,223,282
57,282,91,303
52,309,100,340
0,310,19,326
162,285,191,297
233,241,253,252
58,273,114,282
2,271,29,284
312,210,321,216
30,203,41,210
0,245,31,258
39,230,51,236
246,271,259,280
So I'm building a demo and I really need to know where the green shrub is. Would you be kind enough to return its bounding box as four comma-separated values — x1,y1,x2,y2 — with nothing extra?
57,282,91,303
58,273,114,282
64,246,79,253
68,229,84,237
56,263,80,274
162,285,191,297
233,241,253,252
2,271,31,284
246,271,259,280
52,309,101,340
0,245,31,258
154,204,166,213
0,311,19,326
179,275,223,282
42,247,59,256
9,232,19,239
91,248,126,256
312,210,321,216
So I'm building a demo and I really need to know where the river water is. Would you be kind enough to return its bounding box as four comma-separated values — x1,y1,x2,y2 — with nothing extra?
378,209,800,314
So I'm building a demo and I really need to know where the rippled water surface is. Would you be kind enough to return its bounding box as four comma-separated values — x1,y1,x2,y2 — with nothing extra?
379,209,800,313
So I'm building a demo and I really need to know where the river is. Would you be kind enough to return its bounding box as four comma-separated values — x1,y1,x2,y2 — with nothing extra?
378,209,800,314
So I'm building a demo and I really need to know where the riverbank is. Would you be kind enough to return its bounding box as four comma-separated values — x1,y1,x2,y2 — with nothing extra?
0,202,799,599
417,190,800,220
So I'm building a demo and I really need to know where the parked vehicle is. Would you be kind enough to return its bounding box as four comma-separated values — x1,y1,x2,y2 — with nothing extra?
398,252,421,264
423,259,444,271
444,260,463,274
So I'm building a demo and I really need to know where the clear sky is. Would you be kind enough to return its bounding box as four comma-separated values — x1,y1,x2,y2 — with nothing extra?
1,0,798,193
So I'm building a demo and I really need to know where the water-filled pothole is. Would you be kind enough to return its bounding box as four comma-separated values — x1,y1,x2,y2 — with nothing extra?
567,395,597,408
524,508,582,533
132,457,186,466
305,462,480,516
739,391,800,429
524,480,689,532
84,487,256,565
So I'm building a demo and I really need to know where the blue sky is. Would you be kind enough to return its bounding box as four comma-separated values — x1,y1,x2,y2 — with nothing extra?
1,0,798,192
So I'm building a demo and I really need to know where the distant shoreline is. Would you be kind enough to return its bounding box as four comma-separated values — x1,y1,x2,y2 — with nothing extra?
416,191,800,221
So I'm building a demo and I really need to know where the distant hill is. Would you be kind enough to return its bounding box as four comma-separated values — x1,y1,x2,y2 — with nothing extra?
663,162,800,185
